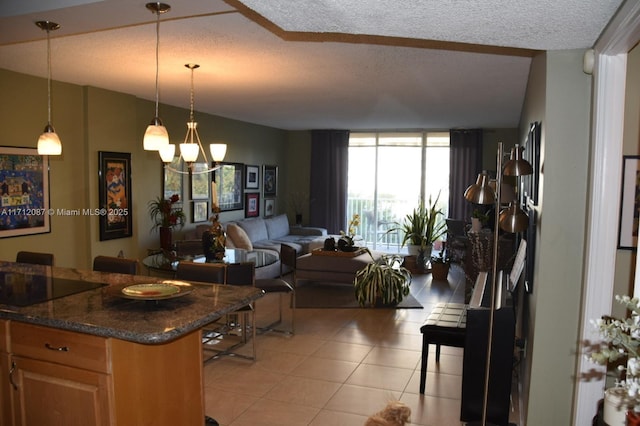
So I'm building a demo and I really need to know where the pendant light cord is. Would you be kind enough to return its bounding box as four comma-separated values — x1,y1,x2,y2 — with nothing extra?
154,10,160,118
46,27,52,125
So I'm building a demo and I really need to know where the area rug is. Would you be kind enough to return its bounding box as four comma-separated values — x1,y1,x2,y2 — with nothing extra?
295,282,423,309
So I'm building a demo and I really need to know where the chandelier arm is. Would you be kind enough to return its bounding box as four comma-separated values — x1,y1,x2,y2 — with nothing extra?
164,163,221,175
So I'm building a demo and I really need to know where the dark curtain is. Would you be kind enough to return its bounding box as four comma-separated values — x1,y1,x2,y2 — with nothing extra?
309,130,350,234
449,129,483,221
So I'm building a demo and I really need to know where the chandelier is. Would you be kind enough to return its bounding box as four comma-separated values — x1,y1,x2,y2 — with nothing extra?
158,64,227,174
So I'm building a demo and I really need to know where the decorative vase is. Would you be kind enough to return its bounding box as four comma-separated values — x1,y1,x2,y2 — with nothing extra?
202,224,226,261
295,213,303,226
159,226,172,251
604,388,627,426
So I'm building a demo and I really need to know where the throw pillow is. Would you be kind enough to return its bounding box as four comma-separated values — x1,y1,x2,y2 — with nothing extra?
227,223,253,250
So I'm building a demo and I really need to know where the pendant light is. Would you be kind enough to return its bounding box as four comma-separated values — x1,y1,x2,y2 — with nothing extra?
143,2,171,151
35,21,62,156
160,64,227,174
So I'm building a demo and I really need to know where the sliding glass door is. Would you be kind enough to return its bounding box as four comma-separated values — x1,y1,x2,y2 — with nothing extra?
347,132,449,252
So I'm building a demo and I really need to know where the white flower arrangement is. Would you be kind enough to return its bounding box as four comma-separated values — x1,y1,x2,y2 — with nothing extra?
589,295,640,409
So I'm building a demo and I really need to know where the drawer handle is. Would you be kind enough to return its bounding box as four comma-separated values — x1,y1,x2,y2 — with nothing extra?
45,343,69,352
9,361,17,390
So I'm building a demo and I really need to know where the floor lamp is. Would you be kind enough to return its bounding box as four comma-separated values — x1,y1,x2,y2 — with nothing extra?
464,142,531,426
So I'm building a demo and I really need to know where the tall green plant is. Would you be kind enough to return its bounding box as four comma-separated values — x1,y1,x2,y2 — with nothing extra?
393,191,447,247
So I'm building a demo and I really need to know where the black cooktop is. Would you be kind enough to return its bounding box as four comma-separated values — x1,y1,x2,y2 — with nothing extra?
0,271,105,307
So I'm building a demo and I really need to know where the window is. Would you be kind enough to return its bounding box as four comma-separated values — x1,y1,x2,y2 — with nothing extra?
347,131,449,252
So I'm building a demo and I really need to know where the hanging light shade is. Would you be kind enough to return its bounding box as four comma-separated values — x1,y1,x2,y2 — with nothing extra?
210,144,227,162
162,64,227,174
499,202,529,232
35,21,62,156
503,144,533,176
464,171,495,205
143,2,171,151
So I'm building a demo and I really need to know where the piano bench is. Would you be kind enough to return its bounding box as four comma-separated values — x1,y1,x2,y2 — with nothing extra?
419,302,468,394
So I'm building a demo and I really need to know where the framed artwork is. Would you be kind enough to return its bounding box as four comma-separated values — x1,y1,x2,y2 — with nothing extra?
524,205,537,293
213,162,244,211
163,156,183,204
618,155,640,249
264,198,275,218
263,165,278,197
0,146,50,238
192,200,208,223
190,163,210,200
98,151,132,240
245,193,260,218
245,165,259,189
522,121,541,206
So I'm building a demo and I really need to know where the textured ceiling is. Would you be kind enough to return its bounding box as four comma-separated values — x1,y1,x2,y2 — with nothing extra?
0,0,625,131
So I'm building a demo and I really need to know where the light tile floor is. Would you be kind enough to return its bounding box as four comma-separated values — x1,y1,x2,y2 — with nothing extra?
203,264,517,426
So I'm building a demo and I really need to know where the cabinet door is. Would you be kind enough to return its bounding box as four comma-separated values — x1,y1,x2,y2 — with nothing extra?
10,356,112,426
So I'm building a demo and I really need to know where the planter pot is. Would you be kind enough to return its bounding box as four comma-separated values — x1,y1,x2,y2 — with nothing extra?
407,244,422,256
628,410,640,426
431,262,450,280
471,217,482,232
159,226,172,251
604,388,627,426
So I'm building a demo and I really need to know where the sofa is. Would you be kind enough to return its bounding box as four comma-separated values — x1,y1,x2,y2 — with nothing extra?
181,214,327,279
225,214,327,255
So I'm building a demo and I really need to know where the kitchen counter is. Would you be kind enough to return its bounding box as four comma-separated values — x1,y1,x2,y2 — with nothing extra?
0,260,264,344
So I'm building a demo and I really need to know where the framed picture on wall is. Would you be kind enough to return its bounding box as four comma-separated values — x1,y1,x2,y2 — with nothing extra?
163,156,183,204
245,193,260,218
245,165,259,189
618,155,640,249
192,200,208,223
213,162,244,211
98,151,132,240
522,121,541,206
263,165,278,197
264,198,275,218
0,146,51,238
190,163,210,200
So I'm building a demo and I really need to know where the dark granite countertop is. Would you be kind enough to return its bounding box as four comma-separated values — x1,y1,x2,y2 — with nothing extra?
0,261,263,344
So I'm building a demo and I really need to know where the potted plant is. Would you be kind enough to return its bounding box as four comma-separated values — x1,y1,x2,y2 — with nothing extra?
354,249,412,307
148,194,186,250
391,192,447,260
588,295,640,424
338,213,361,252
430,243,451,281
471,208,489,232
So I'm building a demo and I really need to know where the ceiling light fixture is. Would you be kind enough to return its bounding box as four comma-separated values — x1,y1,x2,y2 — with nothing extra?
159,64,227,174
35,20,62,156
143,2,170,151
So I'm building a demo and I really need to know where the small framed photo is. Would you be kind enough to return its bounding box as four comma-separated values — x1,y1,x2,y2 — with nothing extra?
192,200,208,223
618,155,640,249
245,193,260,218
264,198,275,218
245,165,259,190
263,165,278,197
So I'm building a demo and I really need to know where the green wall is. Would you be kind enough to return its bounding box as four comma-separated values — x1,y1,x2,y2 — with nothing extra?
518,50,592,425
0,68,289,268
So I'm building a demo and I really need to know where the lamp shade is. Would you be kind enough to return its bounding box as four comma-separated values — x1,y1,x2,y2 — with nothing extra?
464,171,495,205
499,202,529,233
210,144,227,162
144,118,169,151
180,142,199,163
37,125,62,155
159,144,176,162
503,145,533,176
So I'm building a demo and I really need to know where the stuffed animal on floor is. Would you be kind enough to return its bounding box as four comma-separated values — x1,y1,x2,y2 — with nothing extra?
364,400,411,426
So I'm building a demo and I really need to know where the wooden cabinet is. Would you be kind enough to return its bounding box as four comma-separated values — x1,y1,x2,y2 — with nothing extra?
3,321,204,425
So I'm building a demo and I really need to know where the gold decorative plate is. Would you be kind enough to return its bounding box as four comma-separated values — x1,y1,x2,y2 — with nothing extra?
118,281,193,300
